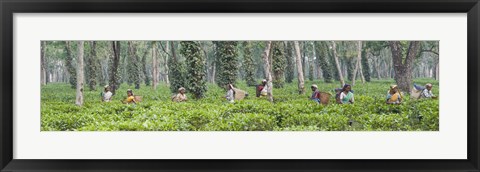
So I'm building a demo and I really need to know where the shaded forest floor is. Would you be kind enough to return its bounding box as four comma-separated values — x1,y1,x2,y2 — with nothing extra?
41,78,439,131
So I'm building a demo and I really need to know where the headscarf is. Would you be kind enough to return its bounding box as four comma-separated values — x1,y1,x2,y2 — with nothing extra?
178,87,186,92
228,84,234,89
311,84,318,89
127,89,133,96
104,85,110,91
342,84,351,92
425,83,432,88
390,85,398,93
262,79,267,85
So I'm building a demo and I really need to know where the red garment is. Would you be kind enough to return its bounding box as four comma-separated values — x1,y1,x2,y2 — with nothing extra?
311,91,321,99
258,85,264,91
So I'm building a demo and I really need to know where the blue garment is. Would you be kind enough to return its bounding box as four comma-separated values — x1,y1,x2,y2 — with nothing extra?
414,83,425,91
312,98,321,104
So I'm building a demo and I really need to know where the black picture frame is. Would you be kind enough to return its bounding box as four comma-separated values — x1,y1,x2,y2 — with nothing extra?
1,0,479,171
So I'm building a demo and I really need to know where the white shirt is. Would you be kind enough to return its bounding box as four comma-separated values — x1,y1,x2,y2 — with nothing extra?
339,92,354,103
103,91,112,102
226,89,235,102
421,89,434,98
261,85,268,93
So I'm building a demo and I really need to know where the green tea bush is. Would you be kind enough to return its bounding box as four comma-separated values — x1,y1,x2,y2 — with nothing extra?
41,79,439,131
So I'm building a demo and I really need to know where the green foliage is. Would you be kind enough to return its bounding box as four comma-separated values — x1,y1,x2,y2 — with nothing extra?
315,42,334,83
180,41,207,99
242,41,256,86
272,41,286,88
366,41,388,56
41,78,439,131
168,42,187,93
214,41,238,87
285,42,295,83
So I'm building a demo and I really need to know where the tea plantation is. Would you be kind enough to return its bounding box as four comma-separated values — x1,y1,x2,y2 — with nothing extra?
41,79,439,131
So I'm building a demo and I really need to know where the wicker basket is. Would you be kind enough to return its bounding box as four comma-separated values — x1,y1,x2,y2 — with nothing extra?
319,92,331,105
411,88,422,100
233,88,248,100
134,96,142,102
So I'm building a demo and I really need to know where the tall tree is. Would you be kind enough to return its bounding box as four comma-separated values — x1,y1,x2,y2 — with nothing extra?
127,41,141,89
75,41,85,106
141,42,151,86
346,58,354,82
420,41,439,80
285,42,295,83
389,41,421,93
308,60,314,81
314,41,333,83
308,42,315,81
331,41,345,86
64,41,76,88
162,42,170,85
242,41,256,86
262,41,274,102
294,41,305,94
109,41,121,95
361,46,371,82
352,41,363,85
168,41,186,93
214,41,238,87
152,41,159,90
86,41,99,91
272,41,286,88
41,41,47,85
180,41,207,99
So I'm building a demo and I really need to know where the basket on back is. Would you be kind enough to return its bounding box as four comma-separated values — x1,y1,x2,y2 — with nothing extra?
233,88,248,100
134,96,142,102
319,92,331,105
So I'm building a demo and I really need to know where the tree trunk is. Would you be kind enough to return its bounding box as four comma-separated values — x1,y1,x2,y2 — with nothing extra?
64,41,77,88
141,43,150,86
109,41,121,95
374,57,381,80
164,41,170,84
331,41,345,86
435,62,439,80
389,41,421,93
75,41,85,106
181,41,207,99
87,41,98,91
41,41,47,85
212,63,216,83
152,41,158,90
352,41,364,85
294,41,305,95
301,42,306,80
262,41,274,102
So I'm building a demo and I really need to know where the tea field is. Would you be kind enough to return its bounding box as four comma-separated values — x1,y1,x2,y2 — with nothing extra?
41,79,439,131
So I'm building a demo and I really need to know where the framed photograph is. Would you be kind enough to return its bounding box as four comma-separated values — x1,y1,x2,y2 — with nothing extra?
1,0,479,171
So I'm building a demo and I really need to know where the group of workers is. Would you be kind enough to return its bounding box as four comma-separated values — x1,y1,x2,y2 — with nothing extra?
100,84,234,104
100,85,139,104
385,83,436,104
309,83,354,104
309,82,436,105
99,80,436,105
